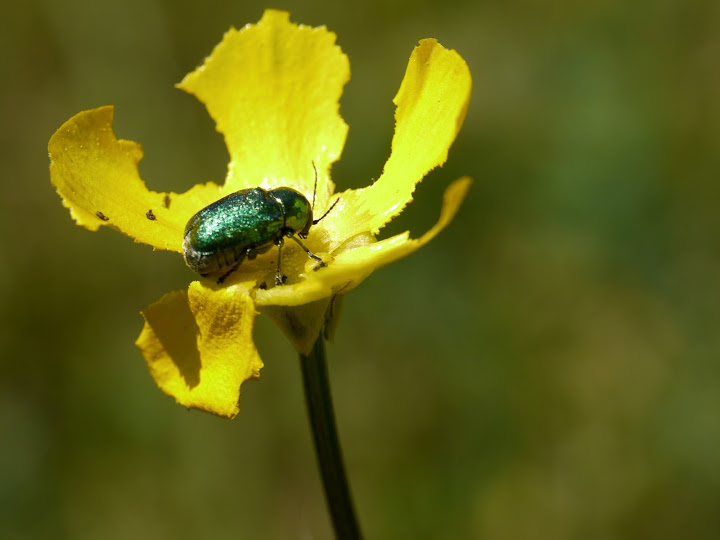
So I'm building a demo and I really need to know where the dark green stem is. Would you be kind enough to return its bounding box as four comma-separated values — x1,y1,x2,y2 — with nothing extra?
300,336,362,540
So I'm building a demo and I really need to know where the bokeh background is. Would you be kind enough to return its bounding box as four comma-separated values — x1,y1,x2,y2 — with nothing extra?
2,0,719,538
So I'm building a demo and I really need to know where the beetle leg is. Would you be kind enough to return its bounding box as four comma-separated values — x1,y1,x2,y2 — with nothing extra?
275,237,285,286
217,262,240,284
217,247,254,284
289,235,326,269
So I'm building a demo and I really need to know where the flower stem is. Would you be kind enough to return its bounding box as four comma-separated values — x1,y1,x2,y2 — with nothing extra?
300,336,362,539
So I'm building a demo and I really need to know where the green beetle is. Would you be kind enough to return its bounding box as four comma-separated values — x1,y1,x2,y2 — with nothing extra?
182,179,337,286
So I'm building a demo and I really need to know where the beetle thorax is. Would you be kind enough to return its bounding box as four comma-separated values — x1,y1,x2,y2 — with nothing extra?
267,187,313,236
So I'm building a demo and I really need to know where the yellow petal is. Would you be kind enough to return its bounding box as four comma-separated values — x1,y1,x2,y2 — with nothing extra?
136,280,263,418
49,106,224,252
256,177,472,308
322,39,472,250
177,9,349,209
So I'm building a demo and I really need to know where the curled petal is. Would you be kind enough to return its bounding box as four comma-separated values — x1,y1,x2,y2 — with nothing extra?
49,106,224,252
177,9,349,207
322,39,472,250
136,280,263,418
256,176,472,308
260,299,332,356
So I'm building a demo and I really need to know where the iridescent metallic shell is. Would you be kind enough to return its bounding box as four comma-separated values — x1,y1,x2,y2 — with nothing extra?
182,187,313,276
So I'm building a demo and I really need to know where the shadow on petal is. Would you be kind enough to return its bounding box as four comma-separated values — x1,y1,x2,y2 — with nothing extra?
137,282,263,418
137,290,201,390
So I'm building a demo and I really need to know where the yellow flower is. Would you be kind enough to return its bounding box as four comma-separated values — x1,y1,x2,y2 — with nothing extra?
48,10,472,418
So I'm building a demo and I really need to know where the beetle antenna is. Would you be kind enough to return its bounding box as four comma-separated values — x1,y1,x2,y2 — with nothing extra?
308,160,339,226
311,161,318,213
312,197,340,225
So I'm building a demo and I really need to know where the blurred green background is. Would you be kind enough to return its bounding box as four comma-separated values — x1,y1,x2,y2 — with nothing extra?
2,0,719,538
